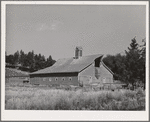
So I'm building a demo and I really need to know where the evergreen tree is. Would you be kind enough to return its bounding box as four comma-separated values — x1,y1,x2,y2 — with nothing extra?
40,55,46,69
125,37,141,86
34,54,40,71
46,55,56,67
19,50,25,66
138,38,146,89
26,51,34,69
13,51,20,65
6,54,14,65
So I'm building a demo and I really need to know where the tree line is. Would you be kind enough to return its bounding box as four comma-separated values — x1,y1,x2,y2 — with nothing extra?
103,37,146,89
6,50,56,72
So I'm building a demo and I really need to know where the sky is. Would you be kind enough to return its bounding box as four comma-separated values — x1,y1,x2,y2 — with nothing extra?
6,4,146,60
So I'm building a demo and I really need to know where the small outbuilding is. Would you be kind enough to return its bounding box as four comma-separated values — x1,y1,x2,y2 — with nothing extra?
6,68,29,85
30,47,114,86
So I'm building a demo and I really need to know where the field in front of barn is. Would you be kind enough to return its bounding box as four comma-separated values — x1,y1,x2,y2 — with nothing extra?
5,84,145,110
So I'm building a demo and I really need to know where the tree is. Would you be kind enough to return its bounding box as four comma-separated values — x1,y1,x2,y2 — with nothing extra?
103,54,126,81
26,51,35,70
102,37,146,89
19,50,25,66
34,54,40,71
138,38,146,89
125,37,141,87
6,50,56,72
13,51,20,65
6,54,14,65
34,54,46,70
114,54,126,81
103,55,115,71
40,55,46,69
46,55,56,67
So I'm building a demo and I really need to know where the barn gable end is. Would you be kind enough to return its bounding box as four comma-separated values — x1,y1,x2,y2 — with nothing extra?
78,63,95,85
96,61,114,83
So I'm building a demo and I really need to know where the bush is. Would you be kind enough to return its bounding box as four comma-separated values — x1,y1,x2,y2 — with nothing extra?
123,90,136,99
136,87,145,97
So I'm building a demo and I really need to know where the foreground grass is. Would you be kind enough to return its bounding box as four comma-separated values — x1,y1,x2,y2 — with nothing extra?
5,86,145,110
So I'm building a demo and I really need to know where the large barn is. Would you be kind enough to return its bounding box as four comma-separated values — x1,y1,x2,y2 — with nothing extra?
30,47,114,86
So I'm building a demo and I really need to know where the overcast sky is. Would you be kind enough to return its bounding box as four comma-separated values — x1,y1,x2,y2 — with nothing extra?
6,4,146,60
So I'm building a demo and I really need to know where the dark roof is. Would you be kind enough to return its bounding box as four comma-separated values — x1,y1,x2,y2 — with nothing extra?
31,54,103,75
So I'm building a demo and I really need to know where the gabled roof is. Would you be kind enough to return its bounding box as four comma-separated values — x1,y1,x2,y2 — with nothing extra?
6,68,29,77
31,54,103,75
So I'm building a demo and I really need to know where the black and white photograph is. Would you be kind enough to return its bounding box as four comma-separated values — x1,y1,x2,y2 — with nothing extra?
1,1,149,121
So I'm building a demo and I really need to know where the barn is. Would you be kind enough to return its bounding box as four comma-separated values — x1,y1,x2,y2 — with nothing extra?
30,47,113,86
30,47,114,86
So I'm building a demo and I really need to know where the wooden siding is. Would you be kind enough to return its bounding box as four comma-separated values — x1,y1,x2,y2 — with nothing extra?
96,64,113,83
5,76,29,85
30,73,79,86
30,76,78,86
78,63,96,84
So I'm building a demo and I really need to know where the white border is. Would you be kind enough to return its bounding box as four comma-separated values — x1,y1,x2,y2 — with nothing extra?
146,1,149,116
1,1,148,5
1,1,149,121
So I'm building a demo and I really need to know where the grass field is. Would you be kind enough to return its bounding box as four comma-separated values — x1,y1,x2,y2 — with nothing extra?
5,85,145,110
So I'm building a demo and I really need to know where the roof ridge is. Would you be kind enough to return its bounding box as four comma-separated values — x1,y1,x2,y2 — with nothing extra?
56,54,103,60
83,54,103,57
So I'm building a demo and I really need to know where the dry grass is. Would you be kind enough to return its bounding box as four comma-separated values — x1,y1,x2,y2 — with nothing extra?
5,86,145,110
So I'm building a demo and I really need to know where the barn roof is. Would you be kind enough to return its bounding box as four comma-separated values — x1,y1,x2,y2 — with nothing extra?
30,54,103,75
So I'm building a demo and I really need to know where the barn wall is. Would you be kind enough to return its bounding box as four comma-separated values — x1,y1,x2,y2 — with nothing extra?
78,63,96,85
97,64,113,83
30,75,78,86
5,76,29,85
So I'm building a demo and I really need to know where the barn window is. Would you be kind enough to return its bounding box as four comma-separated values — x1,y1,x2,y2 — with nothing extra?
69,77,72,81
49,78,52,82
55,77,58,81
62,77,65,81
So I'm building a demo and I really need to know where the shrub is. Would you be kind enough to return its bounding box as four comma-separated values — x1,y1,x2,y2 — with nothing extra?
136,87,145,97
123,90,136,99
